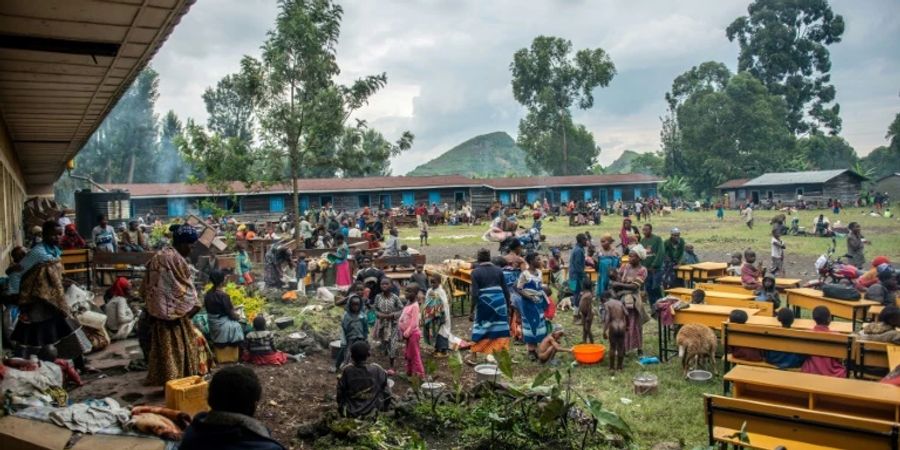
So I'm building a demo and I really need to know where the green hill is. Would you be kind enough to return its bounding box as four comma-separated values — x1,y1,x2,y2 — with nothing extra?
408,131,537,177
605,149,658,175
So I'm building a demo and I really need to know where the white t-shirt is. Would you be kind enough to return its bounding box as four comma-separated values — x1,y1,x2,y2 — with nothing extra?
771,237,784,259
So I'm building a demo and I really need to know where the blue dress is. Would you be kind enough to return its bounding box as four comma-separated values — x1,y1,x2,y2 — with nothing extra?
517,270,548,344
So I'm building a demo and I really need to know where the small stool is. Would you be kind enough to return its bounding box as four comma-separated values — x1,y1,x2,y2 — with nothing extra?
214,345,240,363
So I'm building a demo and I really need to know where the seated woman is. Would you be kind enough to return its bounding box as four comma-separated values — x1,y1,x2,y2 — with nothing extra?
104,277,138,340
243,316,288,366
204,270,244,348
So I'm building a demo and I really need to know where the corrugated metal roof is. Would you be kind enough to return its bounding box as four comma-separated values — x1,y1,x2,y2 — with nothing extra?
741,169,865,187
104,173,663,199
716,178,751,189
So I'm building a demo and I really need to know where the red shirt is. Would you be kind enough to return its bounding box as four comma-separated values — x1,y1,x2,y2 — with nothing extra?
415,206,426,216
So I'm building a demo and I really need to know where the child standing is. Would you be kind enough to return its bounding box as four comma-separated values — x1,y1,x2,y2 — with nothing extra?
578,279,595,343
243,316,288,366
602,292,626,372
770,228,786,277
419,219,429,247
398,285,424,378
801,306,847,378
296,252,308,294
411,264,428,291
373,278,404,375
334,290,368,372
740,250,763,290
542,285,556,330
716,204,724,221
423,274,456,356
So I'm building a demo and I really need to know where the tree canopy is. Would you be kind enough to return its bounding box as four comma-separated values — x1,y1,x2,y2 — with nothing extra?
510,36,615,175
727,0,845,134
797,133,857,170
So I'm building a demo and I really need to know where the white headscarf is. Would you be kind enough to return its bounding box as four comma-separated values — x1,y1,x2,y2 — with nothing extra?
630,244,648,261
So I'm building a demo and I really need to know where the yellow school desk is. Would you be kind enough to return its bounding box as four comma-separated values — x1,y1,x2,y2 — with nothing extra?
585,267,599,282
725,365,900,422
455,268,472,283
667,287,756,302
658,304,759,362
743,315,853,334
697,282,754,295
690,262,728,283
785,288,878,331
676,265,695,286
715,275,802,290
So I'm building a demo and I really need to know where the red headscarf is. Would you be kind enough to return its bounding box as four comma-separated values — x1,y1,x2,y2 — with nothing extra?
60,224,86,250
872,256,890,268
109,277,131,298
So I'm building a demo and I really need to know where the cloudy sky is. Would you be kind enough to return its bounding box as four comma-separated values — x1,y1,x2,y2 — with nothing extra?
152,0,900,174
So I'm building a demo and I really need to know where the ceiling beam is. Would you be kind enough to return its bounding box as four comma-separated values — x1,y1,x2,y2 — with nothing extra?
0,33,119,57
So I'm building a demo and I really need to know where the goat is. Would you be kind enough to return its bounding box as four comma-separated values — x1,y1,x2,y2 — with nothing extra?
676,323,717,377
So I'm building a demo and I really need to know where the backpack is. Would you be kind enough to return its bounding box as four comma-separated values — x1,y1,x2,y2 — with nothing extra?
822,283,861,301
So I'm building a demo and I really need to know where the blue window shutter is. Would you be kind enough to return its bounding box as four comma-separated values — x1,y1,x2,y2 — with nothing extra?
167,198,186,217
429,191,441,205
299,196,309,213
402,191,415,206
634,187,642,199
583,190,592,201
269,196,285,213
498,192,510,204
527,190,538,204
613,189,622,201
560,190,569,203
600,189,608,207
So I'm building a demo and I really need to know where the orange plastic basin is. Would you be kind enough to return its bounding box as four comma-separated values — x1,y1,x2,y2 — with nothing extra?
572,343,606,364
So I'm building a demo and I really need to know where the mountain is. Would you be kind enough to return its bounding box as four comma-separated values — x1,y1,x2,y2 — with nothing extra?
408,131,536,177
605,150,642,174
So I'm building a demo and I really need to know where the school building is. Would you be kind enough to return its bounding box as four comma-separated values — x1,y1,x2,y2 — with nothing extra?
0,0,194,272
716,169,867,207
103,173,662,218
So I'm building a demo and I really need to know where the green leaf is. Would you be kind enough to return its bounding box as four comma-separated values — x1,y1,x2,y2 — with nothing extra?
531,369,554,388
593,408,633,438
495,349,514,379
538,397,566,426
423,357,437,376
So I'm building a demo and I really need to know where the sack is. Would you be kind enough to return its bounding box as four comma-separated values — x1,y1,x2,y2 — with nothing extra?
823,283,861,300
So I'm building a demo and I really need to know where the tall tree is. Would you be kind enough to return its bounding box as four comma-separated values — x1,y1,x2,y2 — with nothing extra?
673,68,797,194
727,0,845,134
257,0,408,238
73,68,160,184
157,110,191,183
859,111,900,180
176,120,259,196
335,124,413,177
797,133,857,170
202,56,264,142
510,36,615,175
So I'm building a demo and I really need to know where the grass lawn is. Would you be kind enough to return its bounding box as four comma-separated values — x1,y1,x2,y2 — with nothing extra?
407,208,900,262
416,208,899,448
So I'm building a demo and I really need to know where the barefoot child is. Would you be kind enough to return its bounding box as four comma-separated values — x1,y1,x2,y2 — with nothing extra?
373,278,404,375
602,292,627,371
398,285,424,378
578,279,595,343
419,220,429,247
537,325,571,365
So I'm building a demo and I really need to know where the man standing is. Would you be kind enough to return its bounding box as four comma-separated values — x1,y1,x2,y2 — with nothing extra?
567,200,576,226
847,222,867,269
640,224,664,305
662,228,685,289
569,234,587,317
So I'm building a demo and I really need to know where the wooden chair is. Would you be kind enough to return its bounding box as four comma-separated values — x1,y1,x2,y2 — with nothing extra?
704,394,900,450
61,249,91,290
92,251,155,286
721,322,854,389
446,276,469,317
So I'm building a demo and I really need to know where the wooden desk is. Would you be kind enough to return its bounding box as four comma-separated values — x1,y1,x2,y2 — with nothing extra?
690,262,727,283
725,365,900,422
667,287,756,302
585,267,598,282
384,272,413,281
676,265,694,286
743,315,853,334
889,345,900,372
455,268,472,284
855,340,892,378
786,288,878,331
658,304,759,361
697,282,754,295
716,275,801,290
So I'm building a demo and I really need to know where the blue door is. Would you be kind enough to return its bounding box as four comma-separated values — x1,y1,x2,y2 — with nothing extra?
648,188,657,198
167,198,186,217
634,187,642,199
429,191,441,205
299,196,309,213
357,194,370,207
499,192,510,205
583,189,592,201
402,191,415,207
600,189,608,208
559,190,569,203
269,196,285,213
379,194,392,208
526,190,539,204
613,189,623,201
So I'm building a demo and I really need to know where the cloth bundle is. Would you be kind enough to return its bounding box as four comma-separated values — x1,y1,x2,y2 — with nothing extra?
48,398,130,434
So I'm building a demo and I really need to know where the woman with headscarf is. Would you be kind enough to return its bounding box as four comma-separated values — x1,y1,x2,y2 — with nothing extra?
104,277,138,340
204,270,245,348
263,242,294,289
333,234,352,288
8,220,92,370
60,224,86,250
466,248,511,365
141,224,202,386
612,245,649,355
619,218,640,254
